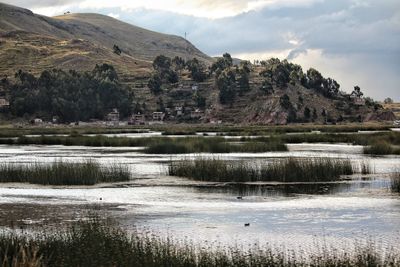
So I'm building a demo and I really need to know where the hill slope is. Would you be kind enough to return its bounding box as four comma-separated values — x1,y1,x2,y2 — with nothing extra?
0,3,211,78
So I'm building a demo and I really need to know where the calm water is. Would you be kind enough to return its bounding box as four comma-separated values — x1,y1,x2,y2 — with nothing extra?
0,143,399,253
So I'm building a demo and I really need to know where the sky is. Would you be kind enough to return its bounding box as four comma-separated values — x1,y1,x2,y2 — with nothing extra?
4,0,400,100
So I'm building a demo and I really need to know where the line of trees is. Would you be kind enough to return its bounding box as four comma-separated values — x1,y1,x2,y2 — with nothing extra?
8,64,133,122
148,55,207,94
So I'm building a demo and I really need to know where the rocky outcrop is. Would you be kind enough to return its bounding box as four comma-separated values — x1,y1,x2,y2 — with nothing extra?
364,111,396,122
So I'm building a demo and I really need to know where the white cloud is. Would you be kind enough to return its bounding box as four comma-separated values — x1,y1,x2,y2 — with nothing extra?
107,13,120,19
31,5,74,16
6,0,321,18
4,0,399,100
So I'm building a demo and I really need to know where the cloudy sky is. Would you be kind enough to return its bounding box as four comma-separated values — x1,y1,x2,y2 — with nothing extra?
5,0,400,100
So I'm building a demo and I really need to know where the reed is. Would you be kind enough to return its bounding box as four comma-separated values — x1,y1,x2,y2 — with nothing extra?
0,218,397,267
144,139,286,154
364,141,400,155
0,161,130,185
169,157,357,182
0,135,287,153
391,172,400,193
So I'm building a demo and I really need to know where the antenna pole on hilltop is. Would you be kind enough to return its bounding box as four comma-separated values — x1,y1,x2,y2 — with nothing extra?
184,32,189,62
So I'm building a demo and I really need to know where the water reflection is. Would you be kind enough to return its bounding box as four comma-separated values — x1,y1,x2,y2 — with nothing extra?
191,183,351,197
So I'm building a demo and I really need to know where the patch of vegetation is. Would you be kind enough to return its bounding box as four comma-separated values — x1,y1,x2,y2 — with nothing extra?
364,141,400,155
0,160,129,185
169,157,357,182
144,137,287,154
0,218,397,267
280,132,400,147
391,172,400,193
0,135,287,154
8,64,133,122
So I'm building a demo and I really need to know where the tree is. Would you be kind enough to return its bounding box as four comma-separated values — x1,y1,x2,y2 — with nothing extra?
280,94,292,110
153,55,171,71
304,107,311,121
351,86,364,99
260,80,273,95
194,94,206,108
148,73,162,94
113,44,122,55
186,58,206,82
384,97,394,104
217,70,236,104
312,108,318,121
172,56,186,73
211,53,233,74
151,55,179,86
306,68,324,90
325,78,340,97
92,64,119,82
237,69,250,95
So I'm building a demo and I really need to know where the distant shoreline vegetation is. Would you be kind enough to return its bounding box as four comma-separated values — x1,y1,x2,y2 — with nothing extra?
168,157,366,183
0,136,287,154
0,124,393,139
0,160,129,185
1,131,399,155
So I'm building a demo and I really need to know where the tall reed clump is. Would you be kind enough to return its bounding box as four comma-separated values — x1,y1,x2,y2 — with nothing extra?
391,172,400,193
169,158,356,182
0,161,130,185
144,137,287,154
364,141,400,155
0,218,398,267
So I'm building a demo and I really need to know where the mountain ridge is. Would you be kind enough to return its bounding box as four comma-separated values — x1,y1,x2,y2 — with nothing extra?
0,2,211,79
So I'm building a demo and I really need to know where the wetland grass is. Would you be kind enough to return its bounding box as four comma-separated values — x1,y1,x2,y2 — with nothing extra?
144,137,287,154
363,141,400,155
169,158,357,182
0,135,287,153
0,218,398,267
391,172,400,193
0,161,129,185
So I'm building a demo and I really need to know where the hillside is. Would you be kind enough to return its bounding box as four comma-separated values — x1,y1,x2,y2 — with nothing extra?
0,3,393,125
0,2,211,79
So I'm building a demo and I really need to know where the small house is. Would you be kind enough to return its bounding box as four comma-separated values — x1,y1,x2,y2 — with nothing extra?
32,118,43,124
130,113,146,125
107,108,120,122
152,112,165,121
190,109,204,119
0,98,9,110
175,106,183,116
350,93,365,106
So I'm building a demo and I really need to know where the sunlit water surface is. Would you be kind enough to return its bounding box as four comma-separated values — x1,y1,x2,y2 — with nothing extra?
0,143,399,253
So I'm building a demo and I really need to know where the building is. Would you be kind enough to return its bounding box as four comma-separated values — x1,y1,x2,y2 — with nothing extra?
106,108,120,126
107,109,120,121
350,93,365,106
152,112,165,121
0,98,9,110
175,106,183,116
130,113,146,125
190,109,204,119
32,118,43,124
